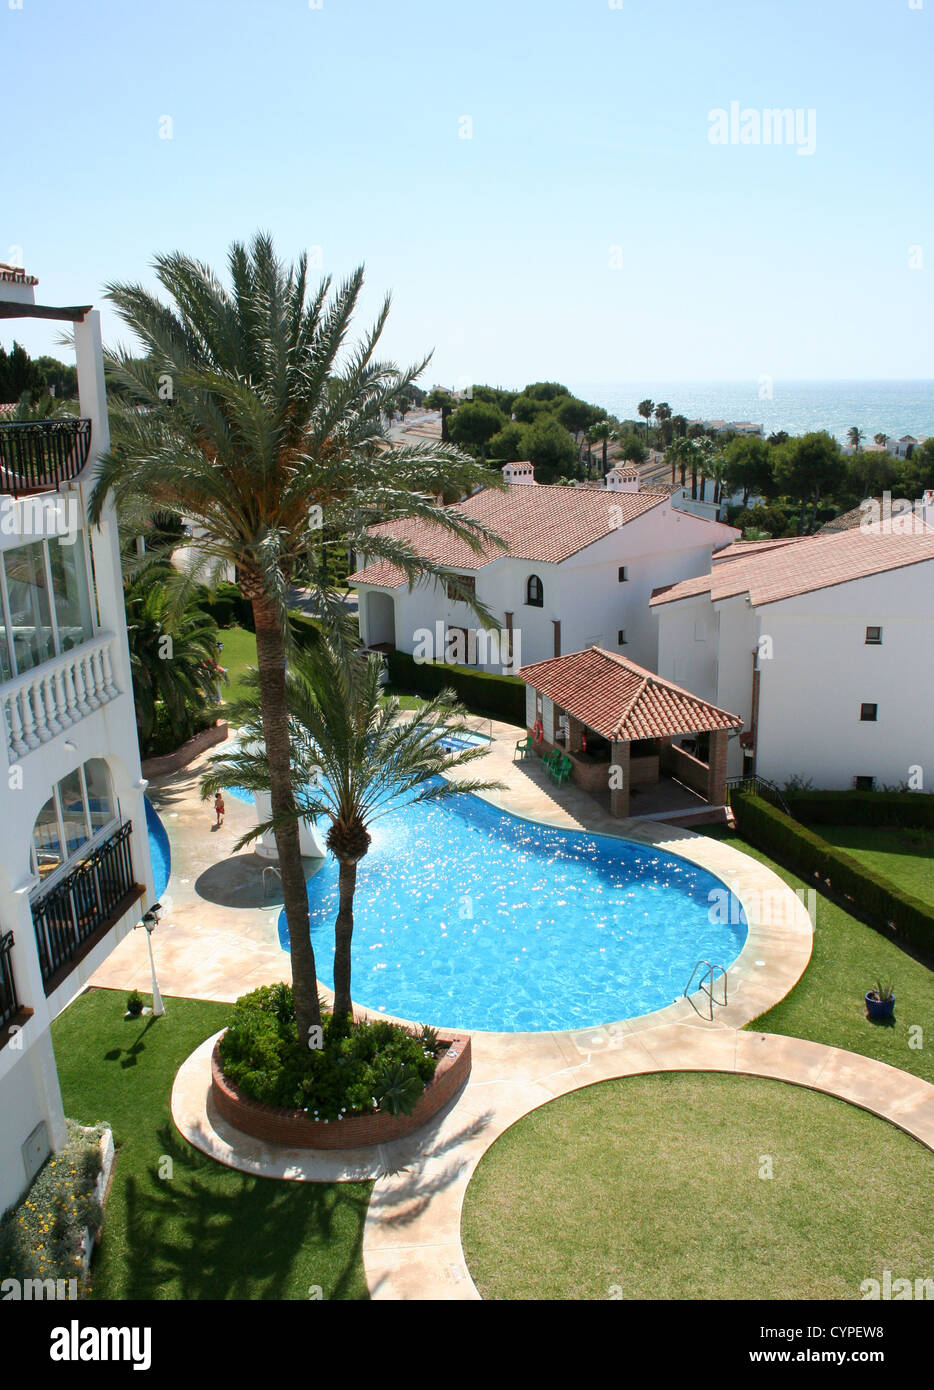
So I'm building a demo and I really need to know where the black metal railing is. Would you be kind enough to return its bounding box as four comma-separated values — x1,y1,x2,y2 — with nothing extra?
0,930,19,1031
725,775,792,816
0,418,92,498
32,821,135,986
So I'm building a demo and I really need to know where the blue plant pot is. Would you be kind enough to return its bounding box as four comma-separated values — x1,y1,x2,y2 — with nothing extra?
865,992,895,1021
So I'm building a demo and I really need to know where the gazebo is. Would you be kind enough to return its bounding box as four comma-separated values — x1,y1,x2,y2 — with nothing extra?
518,647,743,820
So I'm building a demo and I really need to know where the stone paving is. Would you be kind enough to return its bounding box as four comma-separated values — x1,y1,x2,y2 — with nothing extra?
100,718,933,1300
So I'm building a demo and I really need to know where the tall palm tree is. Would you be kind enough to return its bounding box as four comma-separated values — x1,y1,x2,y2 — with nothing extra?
202,639,501,1021
671,413,688,440
654,402,672,448
873,432,887,448
847,426,865,454
588,419,612,476
637,398,654,442
89,234,501,1043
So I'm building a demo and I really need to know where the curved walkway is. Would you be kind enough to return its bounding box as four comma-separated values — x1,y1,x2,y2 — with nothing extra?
172,1022,934,1299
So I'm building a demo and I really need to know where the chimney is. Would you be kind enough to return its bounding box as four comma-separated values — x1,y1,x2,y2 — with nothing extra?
501,461,536,485
922,489,934,531
605,464,640,493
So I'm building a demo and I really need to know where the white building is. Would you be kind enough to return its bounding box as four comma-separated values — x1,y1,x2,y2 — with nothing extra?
0,270,154,1214
650,529,934,790
352,464,738,674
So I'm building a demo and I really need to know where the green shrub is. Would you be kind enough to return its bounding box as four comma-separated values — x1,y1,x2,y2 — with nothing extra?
731,791,934,959
200,581,254,631
218,984,439,1120
386,649,525,721
0,1120,107,1295
785,789,934,830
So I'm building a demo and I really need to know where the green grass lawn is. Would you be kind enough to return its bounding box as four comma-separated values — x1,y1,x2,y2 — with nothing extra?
816,823,934,904
461,1072,934,1300
52,989,370,1301
216,625,257,712
704,826,934,1084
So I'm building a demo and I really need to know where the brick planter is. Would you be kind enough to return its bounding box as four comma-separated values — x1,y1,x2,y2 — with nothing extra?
211,1030,472,1149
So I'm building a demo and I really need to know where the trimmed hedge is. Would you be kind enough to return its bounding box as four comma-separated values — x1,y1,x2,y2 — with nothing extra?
731,791,934,960
200,581,254,631
386,649,525,721
786,790,934,830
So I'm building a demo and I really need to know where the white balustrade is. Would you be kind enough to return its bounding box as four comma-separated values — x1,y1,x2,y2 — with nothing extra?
1,634,121,761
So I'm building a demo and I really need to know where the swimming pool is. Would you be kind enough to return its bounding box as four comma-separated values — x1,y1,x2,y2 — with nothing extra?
145,796,171,899
241,782,747,1033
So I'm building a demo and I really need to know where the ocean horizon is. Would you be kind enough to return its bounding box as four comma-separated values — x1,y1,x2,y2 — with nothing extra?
562,380,934,445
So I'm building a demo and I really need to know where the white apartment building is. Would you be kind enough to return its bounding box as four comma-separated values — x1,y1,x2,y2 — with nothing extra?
352,463,738,674
0,269,154,1214
651,529,934,790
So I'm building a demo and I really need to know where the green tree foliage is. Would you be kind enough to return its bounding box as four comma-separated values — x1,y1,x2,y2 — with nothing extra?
487,420,525,462
722,435,775,505
0,341,47,402
774,431,847,505
448,398,507,460
520,415,579,482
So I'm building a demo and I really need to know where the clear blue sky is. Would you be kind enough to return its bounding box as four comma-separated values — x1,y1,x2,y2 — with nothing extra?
4,0,932,385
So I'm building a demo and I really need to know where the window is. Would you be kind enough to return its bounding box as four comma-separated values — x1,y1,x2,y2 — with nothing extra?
618,566,628,582
0,533,95,680
445,574,476,601
854,775,876,791
860,703,878,722
29,759,118,884
618,629,627,645
865,626,882,645
526,574,544,607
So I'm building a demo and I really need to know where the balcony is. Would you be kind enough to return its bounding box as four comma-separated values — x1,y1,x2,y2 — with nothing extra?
1,633,120,761
0,930,23,1037
0,418,92,499
32,821,142,992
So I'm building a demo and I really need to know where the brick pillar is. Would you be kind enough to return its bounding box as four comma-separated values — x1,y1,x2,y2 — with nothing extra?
567,714,584,753
609,740,630,817
706,729,729,804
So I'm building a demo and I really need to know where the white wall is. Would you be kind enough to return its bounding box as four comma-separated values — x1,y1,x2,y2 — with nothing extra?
358,500,737,675
755,565,934,790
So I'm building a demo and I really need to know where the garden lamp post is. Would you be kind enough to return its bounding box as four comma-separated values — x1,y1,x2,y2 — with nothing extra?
136,903,165,1017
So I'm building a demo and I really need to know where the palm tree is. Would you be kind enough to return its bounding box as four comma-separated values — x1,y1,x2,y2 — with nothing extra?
873,432,887,448
654,402,672,447
847,426,865,454
588,419,612,476
637,399,654,442
671,414,688,440
124,568,223,751
202,639,502,1021
89,233,501,1044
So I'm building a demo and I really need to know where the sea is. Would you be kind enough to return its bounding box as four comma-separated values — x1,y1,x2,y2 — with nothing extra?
564,380,934,445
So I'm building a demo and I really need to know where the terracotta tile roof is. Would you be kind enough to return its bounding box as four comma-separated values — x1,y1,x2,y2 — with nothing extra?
349,483,670,587
518,646,743,742
651,528,934,610
712,537,805,562
0,263,38,285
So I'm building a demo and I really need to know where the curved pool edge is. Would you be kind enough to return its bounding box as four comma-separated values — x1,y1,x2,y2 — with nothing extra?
144,794,171,900
307,808,813,1045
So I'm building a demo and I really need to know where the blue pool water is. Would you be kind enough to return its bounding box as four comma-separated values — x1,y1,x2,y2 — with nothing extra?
235,779,747,1033
145,797,171,899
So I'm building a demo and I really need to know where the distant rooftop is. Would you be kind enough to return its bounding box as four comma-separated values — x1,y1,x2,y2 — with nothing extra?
651,527,934,609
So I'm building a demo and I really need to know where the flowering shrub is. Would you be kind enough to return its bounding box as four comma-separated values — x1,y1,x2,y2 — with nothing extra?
218,983,440,1120
0,1121,106,1295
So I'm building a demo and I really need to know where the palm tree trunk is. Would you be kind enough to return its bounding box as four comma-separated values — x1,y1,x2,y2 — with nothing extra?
332,858,358,1020
251,594,322,1040
691,468,697,500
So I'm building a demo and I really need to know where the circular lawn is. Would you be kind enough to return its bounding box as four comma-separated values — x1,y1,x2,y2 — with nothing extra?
461,1072,933,1300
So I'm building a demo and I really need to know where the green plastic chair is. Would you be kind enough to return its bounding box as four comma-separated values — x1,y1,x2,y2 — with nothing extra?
551,755,573,787
514,735,534,761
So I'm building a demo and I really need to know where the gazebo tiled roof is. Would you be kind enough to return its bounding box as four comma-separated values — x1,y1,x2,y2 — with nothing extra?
518,647,743,743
